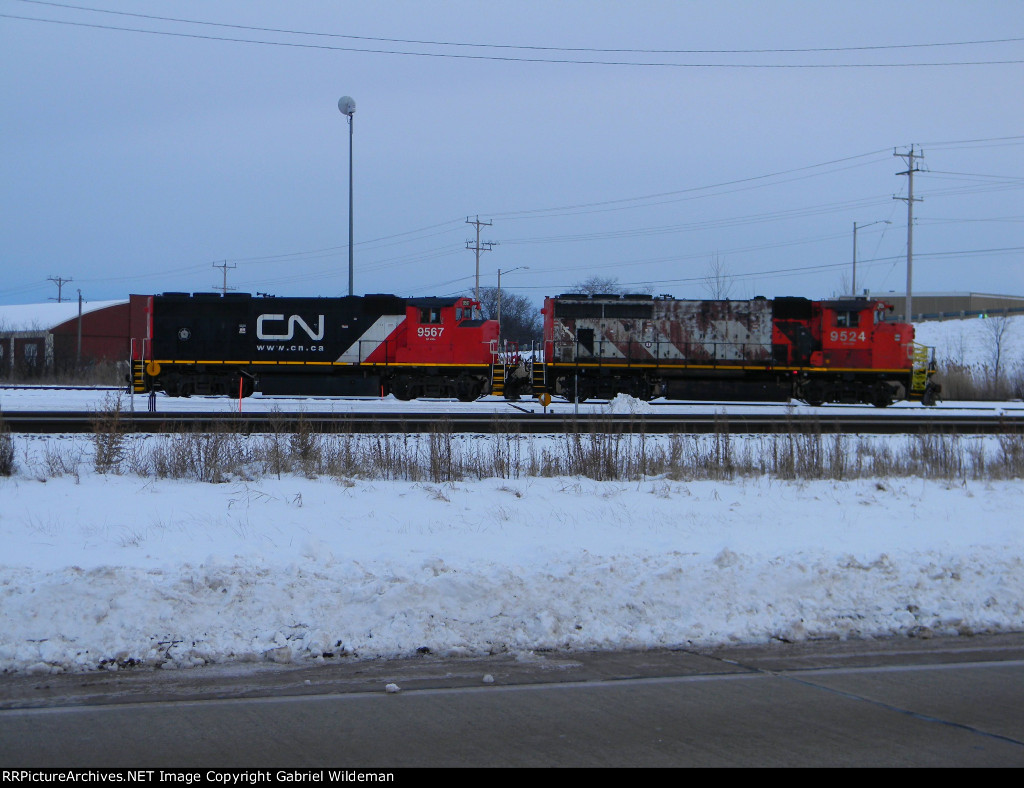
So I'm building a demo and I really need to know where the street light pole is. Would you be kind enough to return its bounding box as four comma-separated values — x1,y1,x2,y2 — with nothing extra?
496,265,529,341
338,96,356,296
852,220,891,297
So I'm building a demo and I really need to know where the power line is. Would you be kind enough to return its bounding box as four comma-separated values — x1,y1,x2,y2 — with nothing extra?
8,137,1019,299
489,150,893,220
500,195,896,246
4,10,1022,68
226,219,465,265
923,170,1024,181
920,135,1024,149
214,140,1024,273
13,1,1024,56
502,246,1024,292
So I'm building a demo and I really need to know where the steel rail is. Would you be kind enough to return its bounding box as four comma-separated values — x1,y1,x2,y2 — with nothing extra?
2,410,1022,434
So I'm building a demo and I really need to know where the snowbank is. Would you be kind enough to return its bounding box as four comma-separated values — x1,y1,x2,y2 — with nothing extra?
2,472,1022,674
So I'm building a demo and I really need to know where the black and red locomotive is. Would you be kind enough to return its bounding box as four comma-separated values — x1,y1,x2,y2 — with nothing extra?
130,292,498,400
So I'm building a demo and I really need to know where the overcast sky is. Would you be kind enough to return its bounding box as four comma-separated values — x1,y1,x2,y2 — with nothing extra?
1,0,1022,307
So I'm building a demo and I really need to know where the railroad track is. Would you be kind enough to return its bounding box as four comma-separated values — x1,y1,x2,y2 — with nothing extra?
3,410,1022,434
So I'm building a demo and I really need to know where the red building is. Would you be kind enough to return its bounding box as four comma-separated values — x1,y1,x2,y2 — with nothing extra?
0,300,143,377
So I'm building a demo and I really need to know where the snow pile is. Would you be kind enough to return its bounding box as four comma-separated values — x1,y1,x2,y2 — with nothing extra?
604,394,655,414
1,472,1022,675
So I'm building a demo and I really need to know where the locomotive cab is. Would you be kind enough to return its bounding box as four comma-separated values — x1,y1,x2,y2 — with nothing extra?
795,299,920,407
397,297,497,365
818,300,913,374
816,299,881,369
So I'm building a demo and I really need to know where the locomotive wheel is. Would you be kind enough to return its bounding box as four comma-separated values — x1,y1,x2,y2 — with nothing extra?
456,377,481,402
561,377,589,403
802,381,826,407
231,375,256,398
390,379,412,401
870,384,894,408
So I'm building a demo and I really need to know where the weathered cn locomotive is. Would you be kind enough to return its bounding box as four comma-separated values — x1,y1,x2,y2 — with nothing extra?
130,292,498,400
516,293,938,407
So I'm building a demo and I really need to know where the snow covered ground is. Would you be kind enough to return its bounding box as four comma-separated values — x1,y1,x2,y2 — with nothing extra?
0,313,1022,677
2,465,1023,676
2,417,1023,676
914,313,1023,367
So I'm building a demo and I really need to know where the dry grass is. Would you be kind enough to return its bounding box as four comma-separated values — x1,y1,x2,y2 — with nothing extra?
933,361,1024,401
90,393,126,474
0,414,14,477
24,403,1024,485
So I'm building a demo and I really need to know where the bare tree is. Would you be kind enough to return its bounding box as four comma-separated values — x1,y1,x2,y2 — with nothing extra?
474,287,542,346
702,255,734,300
836,272,851,299
981,314,1015,396
570,276,625,295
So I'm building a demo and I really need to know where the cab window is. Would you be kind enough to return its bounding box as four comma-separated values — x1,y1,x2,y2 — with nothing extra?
419,307,443,324
455,301,482,321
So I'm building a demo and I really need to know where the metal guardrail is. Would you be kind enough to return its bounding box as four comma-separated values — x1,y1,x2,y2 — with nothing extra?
3,410,1023,435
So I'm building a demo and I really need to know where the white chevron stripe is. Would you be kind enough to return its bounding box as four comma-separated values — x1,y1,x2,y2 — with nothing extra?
335,316,402,363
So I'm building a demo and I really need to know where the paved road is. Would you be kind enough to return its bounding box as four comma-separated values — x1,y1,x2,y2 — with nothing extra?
2,633,1023,767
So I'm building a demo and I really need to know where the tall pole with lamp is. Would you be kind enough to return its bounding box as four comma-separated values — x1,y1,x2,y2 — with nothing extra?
496,266,529,343
338,96,356,296
851,220,891,296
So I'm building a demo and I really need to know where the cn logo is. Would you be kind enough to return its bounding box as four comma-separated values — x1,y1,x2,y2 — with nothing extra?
256,314,325,341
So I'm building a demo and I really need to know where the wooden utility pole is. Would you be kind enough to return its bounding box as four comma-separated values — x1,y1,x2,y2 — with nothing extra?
213,261,237,295
47,276,72,303
466,216,496,302
894,146,923,321
76,289,83,369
